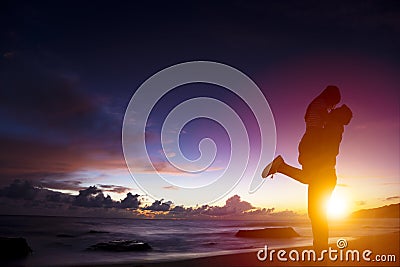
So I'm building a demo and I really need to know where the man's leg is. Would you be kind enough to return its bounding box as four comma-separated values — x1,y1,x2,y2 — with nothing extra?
309,185,330,250
308,173,336,251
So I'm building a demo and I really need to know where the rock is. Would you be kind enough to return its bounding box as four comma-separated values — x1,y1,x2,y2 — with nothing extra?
0,237,32,259
88,240,152,252
235,227,300,238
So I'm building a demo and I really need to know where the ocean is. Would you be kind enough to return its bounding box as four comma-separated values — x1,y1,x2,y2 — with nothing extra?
0,215,398,267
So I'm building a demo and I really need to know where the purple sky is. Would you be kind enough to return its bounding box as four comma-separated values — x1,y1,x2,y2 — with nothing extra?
0,1,399,214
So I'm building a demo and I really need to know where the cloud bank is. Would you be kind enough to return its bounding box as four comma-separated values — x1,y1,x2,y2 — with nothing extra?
0,180,298,219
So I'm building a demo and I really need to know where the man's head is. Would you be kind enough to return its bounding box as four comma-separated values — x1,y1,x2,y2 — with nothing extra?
321,85,341,108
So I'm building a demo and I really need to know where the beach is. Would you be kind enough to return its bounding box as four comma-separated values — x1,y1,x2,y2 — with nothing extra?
1,216,398,267
81,231,399,267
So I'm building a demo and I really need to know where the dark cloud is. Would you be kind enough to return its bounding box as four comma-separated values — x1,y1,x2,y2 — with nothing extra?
0,137,81,183
226,195,253,211
270,210,300,217
0,57,105,136
0,180,38,200
169,205,186,213
0,180,295,218
148,195,278,218
119,192,141,209
204,195,253,216
144,199,173,212
149,195,260,218
0,55,124,186
386,196,400,201
0,180,140,211
97,184,132,194
245,207,275,216
0,180,75,205
73,186,141,209
39,180,85,191
45,190,74,203
0,134,126,187
74,186,117,208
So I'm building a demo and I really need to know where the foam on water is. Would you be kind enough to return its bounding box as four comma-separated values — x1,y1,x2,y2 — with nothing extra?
0,215,398,266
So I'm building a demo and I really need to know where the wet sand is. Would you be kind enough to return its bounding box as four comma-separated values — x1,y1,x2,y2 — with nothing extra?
76,231,399,267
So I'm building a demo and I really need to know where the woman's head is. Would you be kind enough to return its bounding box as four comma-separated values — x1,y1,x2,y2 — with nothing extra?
330,104,353,125
320,85,341,108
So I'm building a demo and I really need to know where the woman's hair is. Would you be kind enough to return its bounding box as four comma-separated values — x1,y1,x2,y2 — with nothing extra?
330,104,353,125
319,85,341,107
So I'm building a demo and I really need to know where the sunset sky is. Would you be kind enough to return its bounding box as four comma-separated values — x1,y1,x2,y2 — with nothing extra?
1,1,399,216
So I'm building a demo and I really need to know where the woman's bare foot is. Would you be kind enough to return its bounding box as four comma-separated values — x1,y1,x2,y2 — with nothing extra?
262,155,284,178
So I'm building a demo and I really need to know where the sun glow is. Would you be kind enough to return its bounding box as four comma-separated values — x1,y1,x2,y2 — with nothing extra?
327,190,349,219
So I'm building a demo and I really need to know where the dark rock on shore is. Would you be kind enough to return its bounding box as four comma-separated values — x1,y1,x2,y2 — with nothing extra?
88,240,151,252
235,227,300,238
0,237,32,259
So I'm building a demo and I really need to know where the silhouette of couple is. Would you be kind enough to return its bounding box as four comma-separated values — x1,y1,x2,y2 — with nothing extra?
262,86,353,251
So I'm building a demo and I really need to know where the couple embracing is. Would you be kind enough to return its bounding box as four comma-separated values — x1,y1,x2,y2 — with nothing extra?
262,85,353,251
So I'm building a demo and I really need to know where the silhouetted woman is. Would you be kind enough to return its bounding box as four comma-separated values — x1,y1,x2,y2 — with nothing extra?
263,85,341,178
